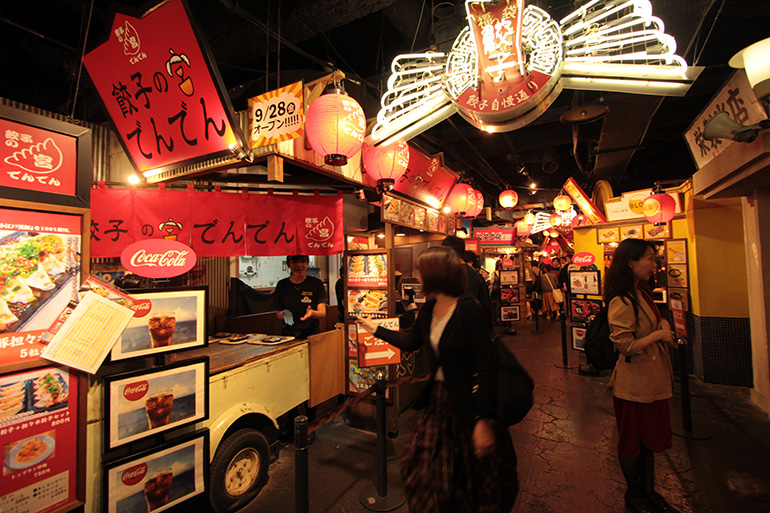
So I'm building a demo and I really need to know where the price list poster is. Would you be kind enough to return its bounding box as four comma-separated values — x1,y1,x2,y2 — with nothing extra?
0,366,79,513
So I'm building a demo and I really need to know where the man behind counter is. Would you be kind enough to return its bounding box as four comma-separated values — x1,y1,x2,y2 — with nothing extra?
274,255,327,339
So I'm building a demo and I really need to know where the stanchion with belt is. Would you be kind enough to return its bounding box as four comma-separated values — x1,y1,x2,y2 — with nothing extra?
294,415,309,513
671,336,710,440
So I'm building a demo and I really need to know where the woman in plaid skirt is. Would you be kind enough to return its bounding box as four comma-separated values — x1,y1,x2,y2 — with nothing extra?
358,247,518,513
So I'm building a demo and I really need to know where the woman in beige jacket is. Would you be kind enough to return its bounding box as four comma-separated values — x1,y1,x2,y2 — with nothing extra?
605,239,678,513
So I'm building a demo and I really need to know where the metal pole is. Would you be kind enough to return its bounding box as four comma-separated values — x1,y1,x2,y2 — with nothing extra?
677,339,692,432
560,314,568,366
295,415,309,513
534,304,539,332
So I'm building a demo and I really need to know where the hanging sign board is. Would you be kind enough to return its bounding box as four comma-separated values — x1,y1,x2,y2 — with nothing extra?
82,0,244,176
684,69,767,170
464,239,480,253
563,177,606,224
474,225,516,245
392,150,457,209
604,188,683,222
248,81,305,147
357,318,401,367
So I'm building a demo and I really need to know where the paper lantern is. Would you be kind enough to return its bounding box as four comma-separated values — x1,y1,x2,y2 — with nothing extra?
524,212,536,225
445,183,476,215
305,91,366,166
470,189,484,217
362,140,409,191
549,212,563,227
499,189,519,209
514,220,532,236
553,194,571,212
642,192,676,225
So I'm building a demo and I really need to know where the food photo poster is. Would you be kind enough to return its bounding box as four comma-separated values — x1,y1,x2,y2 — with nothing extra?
105,358,209,450
569,270,601,296
0,208,82,367
0,366,79,513
110,288,207,361
104,430,208,513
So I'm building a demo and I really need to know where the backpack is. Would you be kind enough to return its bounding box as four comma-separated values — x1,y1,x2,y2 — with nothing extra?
493,336,534,426
583,305,618,371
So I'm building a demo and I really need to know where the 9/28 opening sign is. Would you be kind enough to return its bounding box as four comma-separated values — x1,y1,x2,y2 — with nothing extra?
248,81,304,147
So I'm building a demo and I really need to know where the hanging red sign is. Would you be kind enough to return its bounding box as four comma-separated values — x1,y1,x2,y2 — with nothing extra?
474,225,516,244
464,239,480,253
392,149,457,208
573,252,596,267
670,299,687,337
121,239,197,278
0,117,78,196
82,0,243,175
563,177,607,224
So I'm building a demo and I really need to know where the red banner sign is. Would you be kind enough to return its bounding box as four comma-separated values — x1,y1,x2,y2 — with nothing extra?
0,118,78,196
670,299,687,336
121,239,197,278
464,239,480,253
563,177,607,224
392,149,457,208
91,187,343,257
82,0,242,175
474,225,516,244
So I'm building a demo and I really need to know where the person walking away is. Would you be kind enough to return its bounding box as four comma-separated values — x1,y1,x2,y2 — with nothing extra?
605,239,679,513
490,259,503,325
356,247,518,513
539,263,560,320
274,255,327,339
441,236,491,318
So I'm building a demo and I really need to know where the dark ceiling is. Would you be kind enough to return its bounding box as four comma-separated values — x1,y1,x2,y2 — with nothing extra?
2,0,769,207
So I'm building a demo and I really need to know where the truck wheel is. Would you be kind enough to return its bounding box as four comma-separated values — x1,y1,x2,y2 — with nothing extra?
209,428,270,512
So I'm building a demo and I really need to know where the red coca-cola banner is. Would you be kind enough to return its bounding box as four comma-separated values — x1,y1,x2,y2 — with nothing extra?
91,187,343,257
82,0,243,175
573,252,596,267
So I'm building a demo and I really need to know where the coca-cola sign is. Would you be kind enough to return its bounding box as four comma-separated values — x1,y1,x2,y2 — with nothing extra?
573,252,596,267
121,240,197,278
131,298,153,318
123,380,149,401
122,463,148,486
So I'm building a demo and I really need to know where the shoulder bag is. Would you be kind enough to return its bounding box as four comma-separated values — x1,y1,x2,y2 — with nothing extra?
493,336,535,426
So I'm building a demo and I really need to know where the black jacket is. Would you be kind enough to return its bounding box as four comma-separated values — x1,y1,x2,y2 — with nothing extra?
374,296,497,426
465,264,491,318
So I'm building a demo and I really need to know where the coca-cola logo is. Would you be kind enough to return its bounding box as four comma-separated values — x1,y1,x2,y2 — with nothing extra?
121,240,197,278
123,380,149,401
131,298,152,318
573,252,596,266
122,463,147,486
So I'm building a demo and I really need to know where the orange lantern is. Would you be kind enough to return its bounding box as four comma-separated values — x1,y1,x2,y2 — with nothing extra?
549,212,563,227
499,189,518,209
514,219,532,236
305,90,366,166
445,183,476,215
642,190,676,225
362,140,409,191
524,211,536,225
553,193,571,211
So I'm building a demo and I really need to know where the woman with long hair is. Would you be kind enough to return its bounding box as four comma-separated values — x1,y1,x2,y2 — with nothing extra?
604,239,678,513
357,246,518,513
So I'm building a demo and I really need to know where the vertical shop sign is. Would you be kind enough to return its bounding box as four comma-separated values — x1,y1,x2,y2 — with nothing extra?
248,81,304,147
392,150,457,208
82,0,244,176
0,367,79,513
670,299,687,336
0,209,82,367
357,318,401,367
0,118,77,197
563,177,607,224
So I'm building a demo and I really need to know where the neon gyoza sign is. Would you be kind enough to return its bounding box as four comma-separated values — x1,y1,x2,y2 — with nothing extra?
371,0,701,145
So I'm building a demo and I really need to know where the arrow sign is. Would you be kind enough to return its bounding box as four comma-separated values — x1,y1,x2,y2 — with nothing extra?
357,318,401,367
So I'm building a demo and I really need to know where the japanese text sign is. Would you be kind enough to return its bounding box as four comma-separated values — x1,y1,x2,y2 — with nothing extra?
0,118,77,196
392,149,457,208
90,187,343,257
0,367,79,513
563,177,606,224
474,225,516,244
248,81,305,147
82,0,243,175
685,69,767,169
670,299,687,337
358,318,401,367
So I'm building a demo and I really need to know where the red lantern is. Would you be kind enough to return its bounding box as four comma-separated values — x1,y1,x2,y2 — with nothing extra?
524,212,536,225
642,192,676,225
305,91,366,166
514,220,532,236
549,212,563,227
553,193,571,212
445,183,475,215
362,140,409,191
499,189,518,209
470,189,484,217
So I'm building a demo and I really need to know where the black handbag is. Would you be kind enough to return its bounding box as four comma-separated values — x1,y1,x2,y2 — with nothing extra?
494,336,534,426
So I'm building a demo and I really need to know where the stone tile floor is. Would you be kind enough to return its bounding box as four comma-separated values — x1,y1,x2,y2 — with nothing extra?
184,318,770,512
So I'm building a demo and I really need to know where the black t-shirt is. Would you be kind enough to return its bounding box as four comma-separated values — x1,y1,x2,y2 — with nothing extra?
273,276,327,338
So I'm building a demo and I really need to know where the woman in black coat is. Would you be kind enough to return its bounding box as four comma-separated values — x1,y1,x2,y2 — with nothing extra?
357,246,518,513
